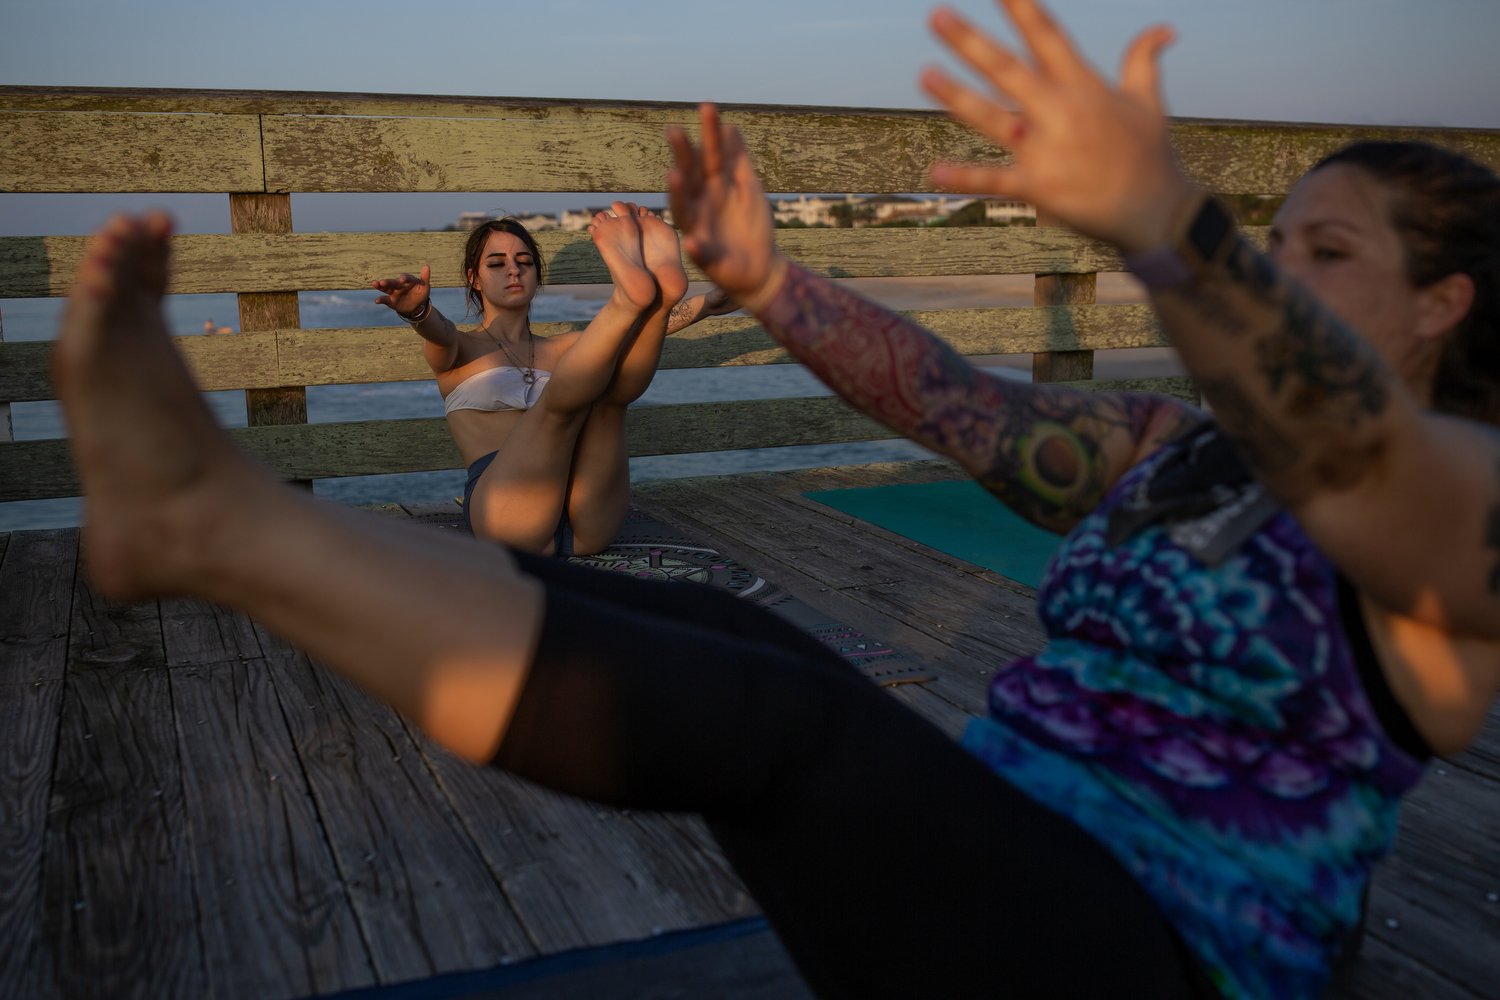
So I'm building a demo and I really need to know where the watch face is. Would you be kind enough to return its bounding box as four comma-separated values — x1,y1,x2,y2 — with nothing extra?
1187,197,1235,264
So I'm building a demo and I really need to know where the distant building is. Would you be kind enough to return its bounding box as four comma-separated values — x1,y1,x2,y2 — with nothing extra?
455,211,560,232
864,194,970,224
982,199,1036,224
456,211,491,232
772,194,858,227
774,194,977,227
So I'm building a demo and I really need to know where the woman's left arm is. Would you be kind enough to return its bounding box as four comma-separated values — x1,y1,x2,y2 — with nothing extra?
1149,224,1500,640
665,287,738,334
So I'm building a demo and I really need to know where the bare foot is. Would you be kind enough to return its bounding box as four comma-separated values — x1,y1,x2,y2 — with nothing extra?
53,213,266,599
587,202,659,312
635,206,688,307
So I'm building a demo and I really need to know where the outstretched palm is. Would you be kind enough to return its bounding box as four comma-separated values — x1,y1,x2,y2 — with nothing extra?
372,265,431,314
921,0,1190,253
666,104,779,308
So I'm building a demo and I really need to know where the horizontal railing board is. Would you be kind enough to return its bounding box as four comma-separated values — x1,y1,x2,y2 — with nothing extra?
7,227,1270,298
4,90,1498,194
0,376,1195,502
1,111,265,194
0,304,1169,402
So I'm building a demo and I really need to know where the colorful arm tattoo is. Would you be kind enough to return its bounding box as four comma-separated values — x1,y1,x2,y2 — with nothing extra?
757,263,1198,532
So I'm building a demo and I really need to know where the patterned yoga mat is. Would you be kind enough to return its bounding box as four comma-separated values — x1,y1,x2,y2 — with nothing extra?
414,502,929,687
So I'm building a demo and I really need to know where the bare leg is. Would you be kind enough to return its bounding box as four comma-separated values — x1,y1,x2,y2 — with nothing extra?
465,205,659,552
55,213,544,763
561,209,691,554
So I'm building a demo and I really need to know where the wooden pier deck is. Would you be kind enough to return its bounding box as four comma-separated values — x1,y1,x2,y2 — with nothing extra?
2,461,1497,999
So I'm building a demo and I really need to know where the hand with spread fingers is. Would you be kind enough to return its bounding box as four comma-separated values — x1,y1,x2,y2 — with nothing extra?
920,0,1193,253
372,264,432,316
666,103,786,312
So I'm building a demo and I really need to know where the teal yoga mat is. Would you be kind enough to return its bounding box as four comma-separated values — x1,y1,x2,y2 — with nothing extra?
806,479,1062,589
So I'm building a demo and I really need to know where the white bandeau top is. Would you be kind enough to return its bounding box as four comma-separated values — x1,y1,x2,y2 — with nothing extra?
442,365,552,415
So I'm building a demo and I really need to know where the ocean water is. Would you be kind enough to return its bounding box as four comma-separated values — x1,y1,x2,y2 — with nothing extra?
1,286,947,531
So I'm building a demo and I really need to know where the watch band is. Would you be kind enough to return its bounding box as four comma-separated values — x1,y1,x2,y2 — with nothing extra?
1124,193,1237,291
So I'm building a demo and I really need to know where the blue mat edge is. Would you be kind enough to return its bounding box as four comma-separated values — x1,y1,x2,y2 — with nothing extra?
317,916,775,1000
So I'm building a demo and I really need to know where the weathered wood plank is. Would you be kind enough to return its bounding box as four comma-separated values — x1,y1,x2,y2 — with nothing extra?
1,111,264,193
255,111,1500,195
1,226,1253,299
413,726,756,953
8,93,1495,195
69,566,164,671
264,654,536,981
257,110,992,194
172,656,375,997
40,595,206,996
6,87,1499,181
0,379,1195,503
0,530,76,684
1348,761,1500,999
1330,932,1488,1000
0,531,74,996
1,302,1173,401
0,679,62,999
160,598,266,668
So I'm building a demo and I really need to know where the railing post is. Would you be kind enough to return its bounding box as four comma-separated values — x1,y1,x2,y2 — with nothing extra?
1031,209,1096,384
229,192,311,488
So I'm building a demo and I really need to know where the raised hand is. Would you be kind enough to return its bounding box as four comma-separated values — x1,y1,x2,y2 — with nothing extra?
920,0,1192,253
666,104,784,312
372,264,432,315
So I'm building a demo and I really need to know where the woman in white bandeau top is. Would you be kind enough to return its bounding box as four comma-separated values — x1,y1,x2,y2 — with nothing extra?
373,206,732,556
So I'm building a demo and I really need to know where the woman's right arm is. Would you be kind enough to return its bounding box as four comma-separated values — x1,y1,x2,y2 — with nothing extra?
757,259,1197,532
372,264,464,373
666,106,1197,533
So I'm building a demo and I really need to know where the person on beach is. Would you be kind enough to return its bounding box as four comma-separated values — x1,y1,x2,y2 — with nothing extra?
52,1,1499,997
371,208,732,555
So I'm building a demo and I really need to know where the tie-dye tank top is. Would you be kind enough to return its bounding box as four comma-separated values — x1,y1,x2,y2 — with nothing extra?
961,423,1429,1000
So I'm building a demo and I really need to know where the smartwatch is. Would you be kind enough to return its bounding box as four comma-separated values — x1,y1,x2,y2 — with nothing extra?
1124,193,1237,291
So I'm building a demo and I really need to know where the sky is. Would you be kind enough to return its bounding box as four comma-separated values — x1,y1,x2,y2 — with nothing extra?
4,0,1500,235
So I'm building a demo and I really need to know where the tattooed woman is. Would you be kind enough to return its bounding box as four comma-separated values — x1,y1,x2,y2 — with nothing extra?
52,1,1500,997
371,208,732,555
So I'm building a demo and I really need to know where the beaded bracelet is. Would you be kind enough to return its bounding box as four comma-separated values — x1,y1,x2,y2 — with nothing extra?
399,298,433,324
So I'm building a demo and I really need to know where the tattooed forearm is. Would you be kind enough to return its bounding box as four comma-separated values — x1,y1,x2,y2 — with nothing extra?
664,297,699,335
757,263,1194,531
1156,236,1395,501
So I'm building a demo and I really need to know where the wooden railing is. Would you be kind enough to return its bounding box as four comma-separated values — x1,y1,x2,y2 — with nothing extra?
4,87,1498,503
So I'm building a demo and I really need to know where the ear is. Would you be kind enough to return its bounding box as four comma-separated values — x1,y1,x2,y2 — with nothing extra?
1415,272,1476,341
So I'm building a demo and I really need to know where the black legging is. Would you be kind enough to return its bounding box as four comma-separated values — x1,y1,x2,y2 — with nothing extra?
495,551,1219,999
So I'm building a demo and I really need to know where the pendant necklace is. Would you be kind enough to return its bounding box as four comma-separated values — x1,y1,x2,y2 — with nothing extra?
483,323,536,386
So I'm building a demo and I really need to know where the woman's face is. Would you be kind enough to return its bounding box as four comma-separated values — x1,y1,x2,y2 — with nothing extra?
1267,163,1436,389
469,230,539,312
